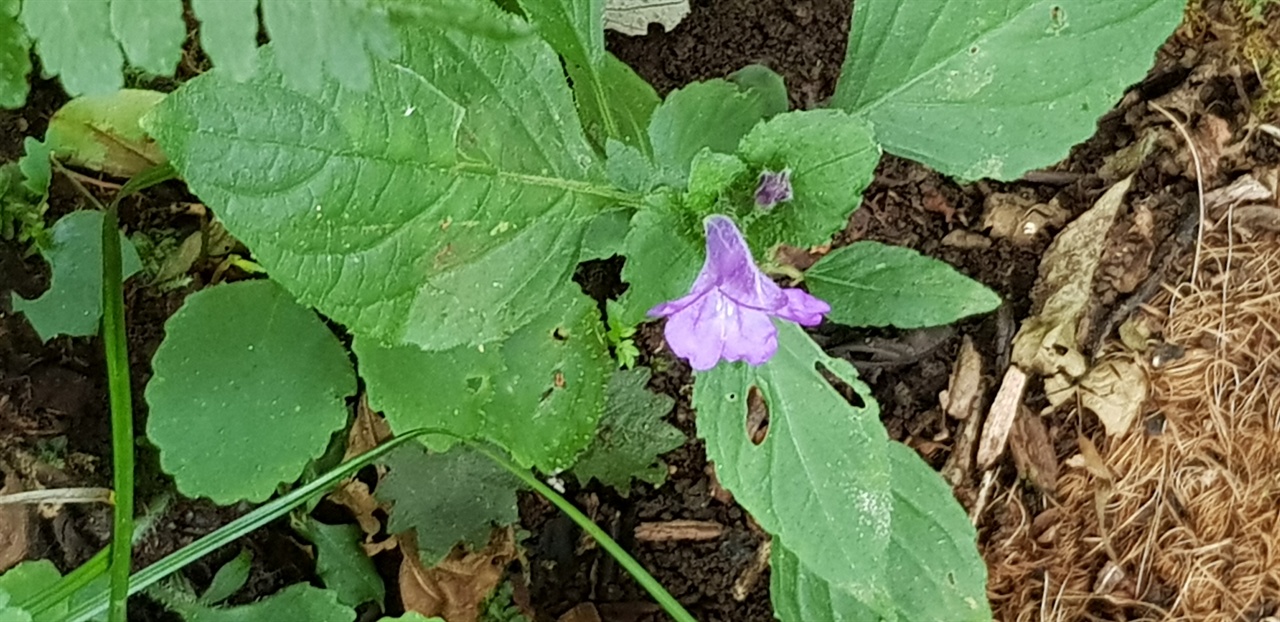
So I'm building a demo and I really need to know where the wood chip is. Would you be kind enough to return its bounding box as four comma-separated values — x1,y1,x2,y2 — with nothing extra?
940,336,985,420
0,473,30,573
977,366,1028,470
1009,411,1059,494
557,603,603,622
731,538,772,601
634,520,725,542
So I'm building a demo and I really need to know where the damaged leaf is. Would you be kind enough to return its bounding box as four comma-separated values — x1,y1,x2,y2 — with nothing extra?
604,0,689,35
45,89,167,177
1079,358,1147,437
398,529,518,622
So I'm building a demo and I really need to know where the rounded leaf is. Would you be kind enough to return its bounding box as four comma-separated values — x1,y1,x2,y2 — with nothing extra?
146,280,356,504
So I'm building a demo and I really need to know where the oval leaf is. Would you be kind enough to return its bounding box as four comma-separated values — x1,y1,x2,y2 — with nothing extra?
46,89,168,178
146,280,356,504
805,241,1000,329
831,0,1184,180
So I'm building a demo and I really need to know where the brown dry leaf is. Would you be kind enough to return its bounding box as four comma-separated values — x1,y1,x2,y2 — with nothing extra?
399,528,519,622
1098,130,1160,182
920,185,956,222
940,229,992,250
1012,176,1134,377
1100,200,1156,294
1073,435,1113,481
981,192,1069,246
0,473,30,572
1190,113,1233,180
634,520,725,542
1009,412,1059,495
1205,174,1272,219
557,603,603,622
940,336,985,420
329,479,382,538
345,393,392,461
1232,204,1280,236
1078,358,1147,437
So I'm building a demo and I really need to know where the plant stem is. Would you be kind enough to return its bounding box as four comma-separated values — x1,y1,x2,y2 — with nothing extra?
101,204,134,622
474,445,699,622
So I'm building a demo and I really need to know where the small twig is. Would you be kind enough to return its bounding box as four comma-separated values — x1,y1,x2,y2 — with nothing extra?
1150,103,1206,311
0,488,113,505
59,168,124,191
731,538,772,601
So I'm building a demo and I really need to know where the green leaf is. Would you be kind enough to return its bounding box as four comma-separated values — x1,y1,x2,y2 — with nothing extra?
375,0,534,40
569,53,661,156
200,550,252,605
11,211,143,341
572,367,684,495
376,444,521,564
771,443,991,621
648,80,766,186
692,322,893,610
378,614,443,622
145,280,357,504
728,64,788,118
357,289,611,470
806,241,1001,329
0,0,31,109
615,195,702,327
46,89,168,178
298,519,385,608
20,0,124,96
605,140,656,194
737,110,880,248
146,24,619,350
580,207,631,261
170,584,355,622
260,0,399,92
18,138,51,197
831,0,1184,180
0,560,64,622
110,0,186,76
518,0,604,67
685,149,748,215
190,0,259,82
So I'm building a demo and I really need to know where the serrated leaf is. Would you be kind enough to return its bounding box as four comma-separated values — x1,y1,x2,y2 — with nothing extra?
831,0,1184,180
685,149,748,214
737,109,879,248
300,519,385,608
0,560,63,622
0,0,31,109
771,443,991,621
648,80,766,186
146,24,619,350
572,367,683,495
110,0,185,77
693,322,892,609
46,90,167,178
200,550,252,605
377,444,521,565
358,290,610,470
169,584,355,622
20,0,124,96
615,195,702,327
190,0,259,82
806,241,1001,329
11,211,143,341
18,138,51,197
145,280,356,504
260,0,399,93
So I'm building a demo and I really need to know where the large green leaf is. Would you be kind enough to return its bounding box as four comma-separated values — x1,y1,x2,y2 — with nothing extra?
376,444,521,564
772,443,991,621
806,241,1001,329
168,584,355,622
648,80,767,186
110,0,186,77
737,110,880,248
145,280,357,504
0,0,31,109
356,290,610,470
147,21,622,350
0,560,64,622
190,0,259,82
693,322,892,608
11,211,143,341
20,0,123,96
831,0,1184,180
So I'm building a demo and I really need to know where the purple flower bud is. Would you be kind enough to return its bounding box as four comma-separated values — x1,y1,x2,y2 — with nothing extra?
647,215,830,371
755,168,793,209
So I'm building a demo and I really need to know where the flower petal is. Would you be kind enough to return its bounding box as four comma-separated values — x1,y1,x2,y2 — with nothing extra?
718,306,778,366
662,289,779,371
703,215,786,311
776,288,830,326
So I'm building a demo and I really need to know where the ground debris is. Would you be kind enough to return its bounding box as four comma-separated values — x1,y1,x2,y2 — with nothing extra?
634,520,725,542
398,528,519,622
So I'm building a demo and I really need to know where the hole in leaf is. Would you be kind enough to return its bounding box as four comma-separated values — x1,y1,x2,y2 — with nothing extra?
552,327,569,341
969,46,978,54
726,392,738,402
465,376,485,394
815,363,866,409
746,385,770,445
947,572,957,586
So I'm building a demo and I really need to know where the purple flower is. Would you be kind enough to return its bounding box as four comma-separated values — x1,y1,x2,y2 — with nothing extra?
648,215,830,371
755,168,793,209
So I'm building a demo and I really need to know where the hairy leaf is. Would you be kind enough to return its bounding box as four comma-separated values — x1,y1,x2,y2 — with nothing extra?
693,322,893,610
191,0,259,82
615,195,702,327
357,289,610,470
46,90,167,178
648,80,766,186
260,0,399,92
806,241,1001,329
572,367,684,495
299,519,385,608
20,0,124,96
0,560,63,622
169,584,355,622
0,0,30,109
377,445,521,565
110,0,185,77
376,0,533,40
771,443,990,621
147,24,619,350
832,0,1184,180
737,110,879,248
18,138,51,197
145,280,356,504
11,211,142,341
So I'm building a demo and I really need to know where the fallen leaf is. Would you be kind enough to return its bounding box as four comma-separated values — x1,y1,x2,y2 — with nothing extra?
558,603,603,622
604,0,689,35
0,473,30,572
1079,358,1147,437
1013,177,1133,377
981,192,1069,246
328,479,382,539
345,393,391,461
399,528,518,622
1009,412,1059,494
45,89,167,177
939,336,985,420
1098,130,1160,182
1233,204,1280,236
1205,174,1272,219
1100,200,1155,294
940,229,992,250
